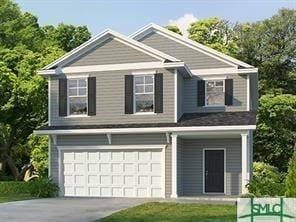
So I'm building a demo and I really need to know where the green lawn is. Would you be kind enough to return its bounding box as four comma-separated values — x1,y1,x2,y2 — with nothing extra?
98,202,236,222
0,194,36,203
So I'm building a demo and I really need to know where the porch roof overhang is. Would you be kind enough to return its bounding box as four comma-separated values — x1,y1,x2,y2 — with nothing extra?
34,112,256,135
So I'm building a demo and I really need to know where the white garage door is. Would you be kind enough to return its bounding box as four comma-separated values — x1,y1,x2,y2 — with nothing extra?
62,149,164,197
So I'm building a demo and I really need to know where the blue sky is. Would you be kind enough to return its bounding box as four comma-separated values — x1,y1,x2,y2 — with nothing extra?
15,0,296,36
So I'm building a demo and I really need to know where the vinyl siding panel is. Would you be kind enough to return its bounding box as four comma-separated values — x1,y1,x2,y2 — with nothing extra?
250,73,259,111
177,73,184,120
65,38,157,67
49,68,175,125
180,138,241,196
183,74,247,113
139,32,233,69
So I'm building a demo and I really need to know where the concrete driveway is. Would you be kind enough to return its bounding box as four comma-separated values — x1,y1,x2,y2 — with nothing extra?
0,197,148,222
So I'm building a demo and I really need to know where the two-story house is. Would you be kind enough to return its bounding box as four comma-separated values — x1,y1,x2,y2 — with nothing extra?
35,23,258,198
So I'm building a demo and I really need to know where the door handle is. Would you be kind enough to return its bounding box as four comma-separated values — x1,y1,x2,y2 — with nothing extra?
206,170,208,176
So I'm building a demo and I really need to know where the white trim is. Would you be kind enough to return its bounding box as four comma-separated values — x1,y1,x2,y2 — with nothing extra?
202,76,228,81
165,132,170,144
37,69,56,75
202,148,226,195
132,70,157,75
34,125,256,135
241,133,249,194
57,144,167,150
58,147,62,196
204,79,225,107
247,74,250,111
191,67,258,76
67,77,88,116
174,68,178,123
130,23,253,68
162,146,166,198
66,74,89,79
42,29,179,70
48,136,51,178
48,78,51,126
39,61,190,76
133,74,154,114
171,134,178,198
106,133,112,144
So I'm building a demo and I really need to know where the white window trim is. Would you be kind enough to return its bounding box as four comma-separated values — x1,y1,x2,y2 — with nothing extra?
67,77,88,117
133,74,155,114
205,79,226,107
202,148,226,195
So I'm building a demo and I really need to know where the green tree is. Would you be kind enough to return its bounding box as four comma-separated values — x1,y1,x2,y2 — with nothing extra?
0,0,91,179
42,23,91,52
254,94,296,172
188,17,238,55
285,148,296,197
29,135,48,178
164,25,182,35
236,9,296,95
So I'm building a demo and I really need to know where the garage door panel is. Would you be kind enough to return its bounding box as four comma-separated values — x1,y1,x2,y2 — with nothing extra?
63,149,163,197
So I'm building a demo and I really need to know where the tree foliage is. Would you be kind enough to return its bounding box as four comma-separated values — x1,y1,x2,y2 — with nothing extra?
285,148,296,197
0,0,91,179
236,9,296,95
254,94,296,172
165,25,182,35
188,17,238,55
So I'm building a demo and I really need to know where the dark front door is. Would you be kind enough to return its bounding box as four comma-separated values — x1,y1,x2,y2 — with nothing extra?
204,149,224,193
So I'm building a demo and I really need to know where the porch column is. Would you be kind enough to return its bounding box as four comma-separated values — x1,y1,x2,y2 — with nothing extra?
171,134,178,198
241,133,250,194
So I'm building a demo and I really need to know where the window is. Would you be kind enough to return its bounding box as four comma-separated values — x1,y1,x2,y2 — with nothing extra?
206,80,225,106
68,79,88,115
134,75,154,113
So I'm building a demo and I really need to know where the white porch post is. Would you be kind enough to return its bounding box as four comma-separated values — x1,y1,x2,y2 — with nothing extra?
241,133,250,194
171,134,178,198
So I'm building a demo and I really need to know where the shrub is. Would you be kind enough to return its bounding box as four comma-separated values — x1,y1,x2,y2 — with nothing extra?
28,178,59,198
0,170,15,181
247,162,285,197
0,181,30,194
285,148,296,197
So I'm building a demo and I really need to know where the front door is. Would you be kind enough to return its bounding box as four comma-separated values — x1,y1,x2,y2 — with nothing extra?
204,149,225,193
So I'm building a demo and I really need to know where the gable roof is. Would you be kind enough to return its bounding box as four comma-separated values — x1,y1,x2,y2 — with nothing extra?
130,23,253,69
42,29,180,70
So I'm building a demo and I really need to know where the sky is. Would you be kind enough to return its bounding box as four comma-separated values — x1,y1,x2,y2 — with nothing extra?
15,0,296,36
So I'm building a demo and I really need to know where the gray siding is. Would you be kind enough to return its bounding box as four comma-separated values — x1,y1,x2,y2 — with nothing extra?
183,74,248,113
165,144,172,198
250,73,259,111
177,73,184,120
139,32,232,70
65,37,157,67
49,68,175,125
180,138,242,196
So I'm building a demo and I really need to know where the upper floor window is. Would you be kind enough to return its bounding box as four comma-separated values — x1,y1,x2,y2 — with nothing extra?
206,80,225,106
134,75,154,113
68,78,88,115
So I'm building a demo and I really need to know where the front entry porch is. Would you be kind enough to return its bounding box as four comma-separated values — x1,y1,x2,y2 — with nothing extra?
170,130,253,198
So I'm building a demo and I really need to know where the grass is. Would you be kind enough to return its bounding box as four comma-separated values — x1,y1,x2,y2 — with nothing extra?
0,193,36,203
98,202,236,222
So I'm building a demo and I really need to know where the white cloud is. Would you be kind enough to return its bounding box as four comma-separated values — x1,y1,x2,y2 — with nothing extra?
168,13,198,37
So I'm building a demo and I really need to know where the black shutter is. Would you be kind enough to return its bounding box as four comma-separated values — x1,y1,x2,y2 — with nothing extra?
59,78,67,116
154,73,163,113
197,80,205,107
88,77,96,116
125,75,133,114
225,79,233,105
